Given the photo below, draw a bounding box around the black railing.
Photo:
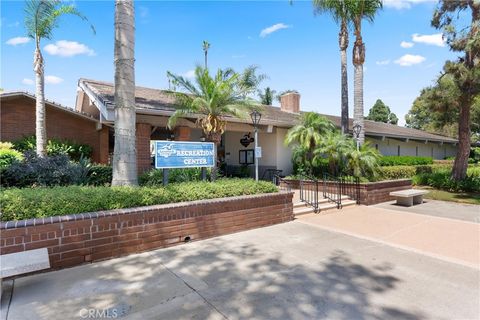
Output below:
[339,176,361,204]
[323,173,342,209]
[300,178,319,213]
[274,175,292,192]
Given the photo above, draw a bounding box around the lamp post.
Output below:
[352,124,362,151]
[250,110,262,181]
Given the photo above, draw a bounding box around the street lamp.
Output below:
[250,110,262,181]
[352,124,362,151]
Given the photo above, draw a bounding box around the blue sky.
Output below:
[1,0,458,125]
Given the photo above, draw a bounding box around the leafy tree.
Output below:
[432,0,480,180]
[313,0,353,134]
[166,66,258,180]
[24,0,94,156]
[350,0,383,144]
[285,112,336,174]
[258,87,277,105]
[112,0,136,186]
[366,99,398,125]
[313,131,350,175]
[345,140,381,178]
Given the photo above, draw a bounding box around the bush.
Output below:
[1,152,85,187]
[13,136,93,161]
[413,171,480,193]
[0,179,278,221]
[86,165,112,186]
[0,142,23,168]
[379,156,433,166]
[139,168,211,185]
[379,166,417,180]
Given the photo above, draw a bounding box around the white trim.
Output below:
[78,81,113,121]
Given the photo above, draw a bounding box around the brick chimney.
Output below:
[280,92,300,113]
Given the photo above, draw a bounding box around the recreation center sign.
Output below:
[154,141,215,169]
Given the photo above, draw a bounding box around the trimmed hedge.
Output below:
[413,171,480,193]
[139,168,211,185]
[0,179,278,221]
[379,156,433,166]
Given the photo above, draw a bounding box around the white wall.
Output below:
[367,137,457,159]
[224,130,277,167]
[276,128,293,176]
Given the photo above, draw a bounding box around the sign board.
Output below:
[154,141,215,169]
[255,147,262,159]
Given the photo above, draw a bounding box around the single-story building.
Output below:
[1,79,458,177]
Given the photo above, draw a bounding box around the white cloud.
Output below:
[183,70,195,79]
[400,41,414,48]
[412,33,445,47]
[376,59,390,66]
[394,54,426,66]
[44,40,95,57]
[6,36,30,46]
[45,75,64,84]
[22,78,34,85]
[139,6,149,18]
[383,0,431,10]
[260,23,290,38]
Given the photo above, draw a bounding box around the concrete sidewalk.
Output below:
[2,219,479,320]
[297,205,480,269]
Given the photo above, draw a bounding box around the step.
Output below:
[293,199,357,217]
[293,195,351,208]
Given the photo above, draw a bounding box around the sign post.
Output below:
[154,141,215,184]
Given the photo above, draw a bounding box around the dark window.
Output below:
[416,146,418,156]
[375,144,378,150]
[397,145,401,156]
[239,149,254,165]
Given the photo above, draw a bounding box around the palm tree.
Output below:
[345,140,381,178]
[350,0,382,144]
[258,87,277,105]
[285,112,336,173]
[313,0,352,135]
[166,66,258,180]
[313,131,350,175]
[24,0,94,156]
[111,0,137,186]
[202,40,210,69]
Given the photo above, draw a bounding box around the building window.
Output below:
[397,145,401,156]
[375,144,378,150]
[431,147,434,158]
[415,146,418,156]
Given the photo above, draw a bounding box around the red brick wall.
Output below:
[0,96,108,164]
[0,192,293,271]
[136,122,151,173]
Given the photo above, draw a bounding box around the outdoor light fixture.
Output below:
[250,110,262,181]
[352,124,362,151]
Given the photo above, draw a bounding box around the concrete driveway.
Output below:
[2,212,479,320]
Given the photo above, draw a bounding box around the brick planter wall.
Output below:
[0,192,293,271]
[281,178,412,205]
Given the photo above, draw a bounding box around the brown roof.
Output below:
[79,78,457,144]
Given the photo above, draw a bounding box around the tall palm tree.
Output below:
[111,0,137,186]
[24,0,94,156]
[285,112,336,173]
[313,0,352,135]
[350,0,382,144]
[166,66,258,180]
[202,40,210,69]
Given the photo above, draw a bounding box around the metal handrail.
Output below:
[299,177,319,213]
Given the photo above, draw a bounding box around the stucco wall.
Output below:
[367,137,456,160]
[224,130,278,167]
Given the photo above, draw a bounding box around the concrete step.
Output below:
[293,195,351,208]
[293,199,357,217]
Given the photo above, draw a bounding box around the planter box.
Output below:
[0,192,293,271]
[281,178,412,206]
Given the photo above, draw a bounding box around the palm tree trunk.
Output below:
[34,43,47,156]
[112,0,137,186]
[451,101,471,180]
[353,35,365,144]
[339,20,349,135]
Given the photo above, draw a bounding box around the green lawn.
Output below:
[418,186,480,205]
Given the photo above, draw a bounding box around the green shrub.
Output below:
[413,171,480,193]
[379,156,433,166]
[1,152,85,187]
[379,166,417,180]
[86,165,112,186]
[139,168,211,185]
[0,146,23,169]
[0,179,278,221]
[13,136,93,161]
